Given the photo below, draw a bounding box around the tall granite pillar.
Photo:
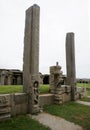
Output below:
[66,32,76,101]
[23,4,40,114]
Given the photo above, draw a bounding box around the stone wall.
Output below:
[0,93,54,120]
[0,87,86,120]
[0,93,28,120]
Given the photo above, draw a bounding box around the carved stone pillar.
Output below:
[23,4,40,114]
[50,62,63,93]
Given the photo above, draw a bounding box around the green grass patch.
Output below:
[0,85,22,94]
[0,115,51,130]
[77,83,90,88]
[80,97,90,102]
[87,91,90,96]
[44,102,90,130]
[0,85,50,94]
[39,84,50,94]
[77,83,90,96]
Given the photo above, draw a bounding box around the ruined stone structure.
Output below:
[0,5,87,120]
[50,62,71,104]
[66,33,76,101]
[23,4,40,114]
[77,78,90,84]
[0,69,89,85]
[50,62,63,93]
[0,69,23,85]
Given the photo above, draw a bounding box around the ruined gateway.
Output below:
[0,4,87,120]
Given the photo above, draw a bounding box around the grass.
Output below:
[0,115,51,130]
[0,85,50,94]
[77,83,90,88]
[80,97,90,102]
[0,84,90,96]
[87,91,90,96]
[77,83,90,96]
[0,85,22,94]
[44,102,90,130]
[39,84,50,94]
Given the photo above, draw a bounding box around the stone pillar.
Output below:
[8,73,12,85]
[23,4,40,114]
[1,75,5,85]
[1,71,6,85]
[17,76,22,85]
[66,32,76,101]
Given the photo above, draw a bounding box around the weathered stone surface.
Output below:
[39,94,54,107]
[49,63,71,104]
[50,63,63,94]
[66,32,76,101]
[0,114,11,121]
[32,112,83,130]
[14,93,28,104]
[0,69,23,85]
[23,4,40,114]
[0,94,11,120]
[76,87,87,99]
[62,93,71,103]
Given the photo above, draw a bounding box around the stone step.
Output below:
[0,107,11,114]
[0,114,11,121]
[0,103,9,107]
[54,100,63,104]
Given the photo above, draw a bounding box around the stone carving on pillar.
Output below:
[50,62,65,104]
[23,4,40,114]
[66,32,76,101]
[50,62,63,93]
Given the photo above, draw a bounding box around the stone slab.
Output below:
[32,112,83,130]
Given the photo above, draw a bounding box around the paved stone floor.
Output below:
[31,112,83,130]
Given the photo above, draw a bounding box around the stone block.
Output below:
[55,90,64,95]
[62,93,71,103]
[0,94,11,120]
[0,94,10,107]
[39,94,54,107]
[14,93,28,105]
[0,107,10,114]
[50,66,61,74]
[14,103,28,115]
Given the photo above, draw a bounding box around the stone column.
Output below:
[66,32,76,101]
[23,4,40,114]
[17,76,22,85]
[1,75,5,85]
[8,73,12,85]
[1,71,6,85]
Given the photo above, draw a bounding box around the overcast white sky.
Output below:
[0,0,90,78]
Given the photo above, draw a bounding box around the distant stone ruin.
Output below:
[0,69,23,85]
